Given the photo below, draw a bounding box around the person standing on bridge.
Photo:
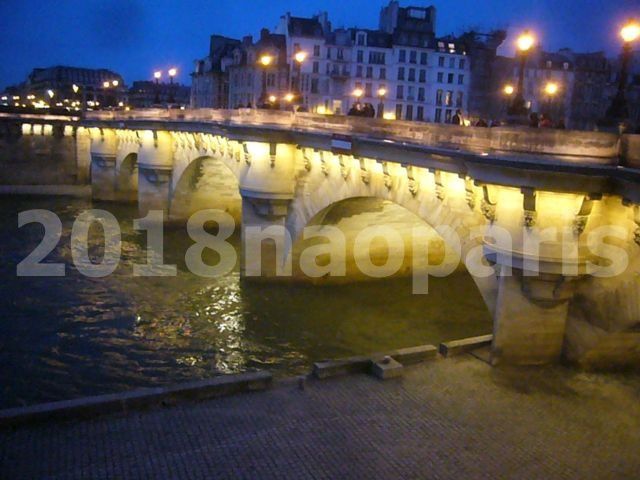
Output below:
[451,109,464,126]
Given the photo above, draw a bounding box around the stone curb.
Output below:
[0,371,272,429]
[0,185,91,197]
[312,344,439,379]
[439,334,494,357]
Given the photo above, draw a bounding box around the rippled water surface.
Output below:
[0,197,492,408]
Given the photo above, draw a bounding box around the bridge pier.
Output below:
[491,270,574,365]
[89,128,118,202]
[137,131,173,217]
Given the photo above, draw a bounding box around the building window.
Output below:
[396,85,404,100]
[379,68,386,80]
[438,56,445,67]
[357,50,364,63]
[445,90,453,106]
[418,87,425,101]
[407,86,415,99]
[458,74,464,85]
[326,47,332,59]
[396,104,403,119]
[445,109,453,123]
[369,52,386,65]
[406,104,414,120]
[397,67,405,81]
[436,89,443,105]
[435,108,442,122]
[459,59,465,69]
[409,51,417,64]
[420,52,428,65]
[365,83,372,97]
[447,73,454,84]
[419,70,426,83]
[417,106,424,121]
[356,65,363,77]
[311,78,319,93]
[337,48,344,60]
[313,62,320,74]
[437,72,443,83]
[456,91,463,107]
[408,68,416,82]
[357,33,366,46]
[366,66,373,78]
[449,58,455,68]
[399,50,406,62]
[313,45,321,57]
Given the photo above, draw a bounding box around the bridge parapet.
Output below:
[84,109,633,166]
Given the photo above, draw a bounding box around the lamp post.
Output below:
[508,30,535,117]
[153,71,162,105]
[168,68,177,104]
[543,81,559,119]
[292,51,307,101]
[606,19,640,123]
[377,87,387,118]
[259,54,273,107]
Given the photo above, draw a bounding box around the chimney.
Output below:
[243,35,253,46]
[260,28,270,41]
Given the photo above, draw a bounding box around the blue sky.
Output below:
[0,0,637,89]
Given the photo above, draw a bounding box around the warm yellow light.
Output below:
[317,105,326,114]
[168,68,177,77]
[72,84,79,93]
[125,106,131,111]
[383,112,396,120]
[259,55,273,67]
[544,82,559,95]
[103,81,110,88]
[154,71,162,80]
[377,87,387,97]
[294,51,307,63]
[503,84,514,95]
[112,80,119,87]
[352,88,364,98]
[284,93,295,102]
[12,95,20,100]
[268,95,277,103]
[516,31,535,52]
[620,20,640,43]
[47,89,54,98]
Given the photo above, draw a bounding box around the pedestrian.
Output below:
[529,112,539,128]
[451,109,463,126]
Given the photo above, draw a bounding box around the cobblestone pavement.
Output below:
[1,355,639,479]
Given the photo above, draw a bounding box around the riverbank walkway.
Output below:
[1,354,639,479]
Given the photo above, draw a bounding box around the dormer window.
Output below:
[357,33,366,46]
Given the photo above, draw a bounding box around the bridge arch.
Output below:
[283,159,498,312]
[169,154,242,224]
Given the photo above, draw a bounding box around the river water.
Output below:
[0,196,491,408]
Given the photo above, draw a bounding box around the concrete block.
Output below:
[312,356,372,379]
[439,334,493,358]
[391,345,438,365]
[371,357,404,380]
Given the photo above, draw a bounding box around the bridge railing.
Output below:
[34,109,640,167]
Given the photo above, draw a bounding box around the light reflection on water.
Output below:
[0,197,492,408]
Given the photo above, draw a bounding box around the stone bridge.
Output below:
[5,109,640,369]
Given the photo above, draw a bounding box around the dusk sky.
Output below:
[0,0,637,89]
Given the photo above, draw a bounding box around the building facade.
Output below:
[191,2,480,124]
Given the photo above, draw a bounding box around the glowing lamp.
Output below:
[516,31,535,52]
[621,20,640,43]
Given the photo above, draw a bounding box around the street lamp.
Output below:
[103,81,110,89]
[258,54,274,106]
[112,80,119,87]
[377,87,387,118]
[47,89,54,99]
[543,81,560,119]
[353,88,364,103]
[503,84,514,96]
[508,30,535,117]
[168,68,177,103]
[292,50,307,99]
[153,71,162,104]
[606,19,640,123]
